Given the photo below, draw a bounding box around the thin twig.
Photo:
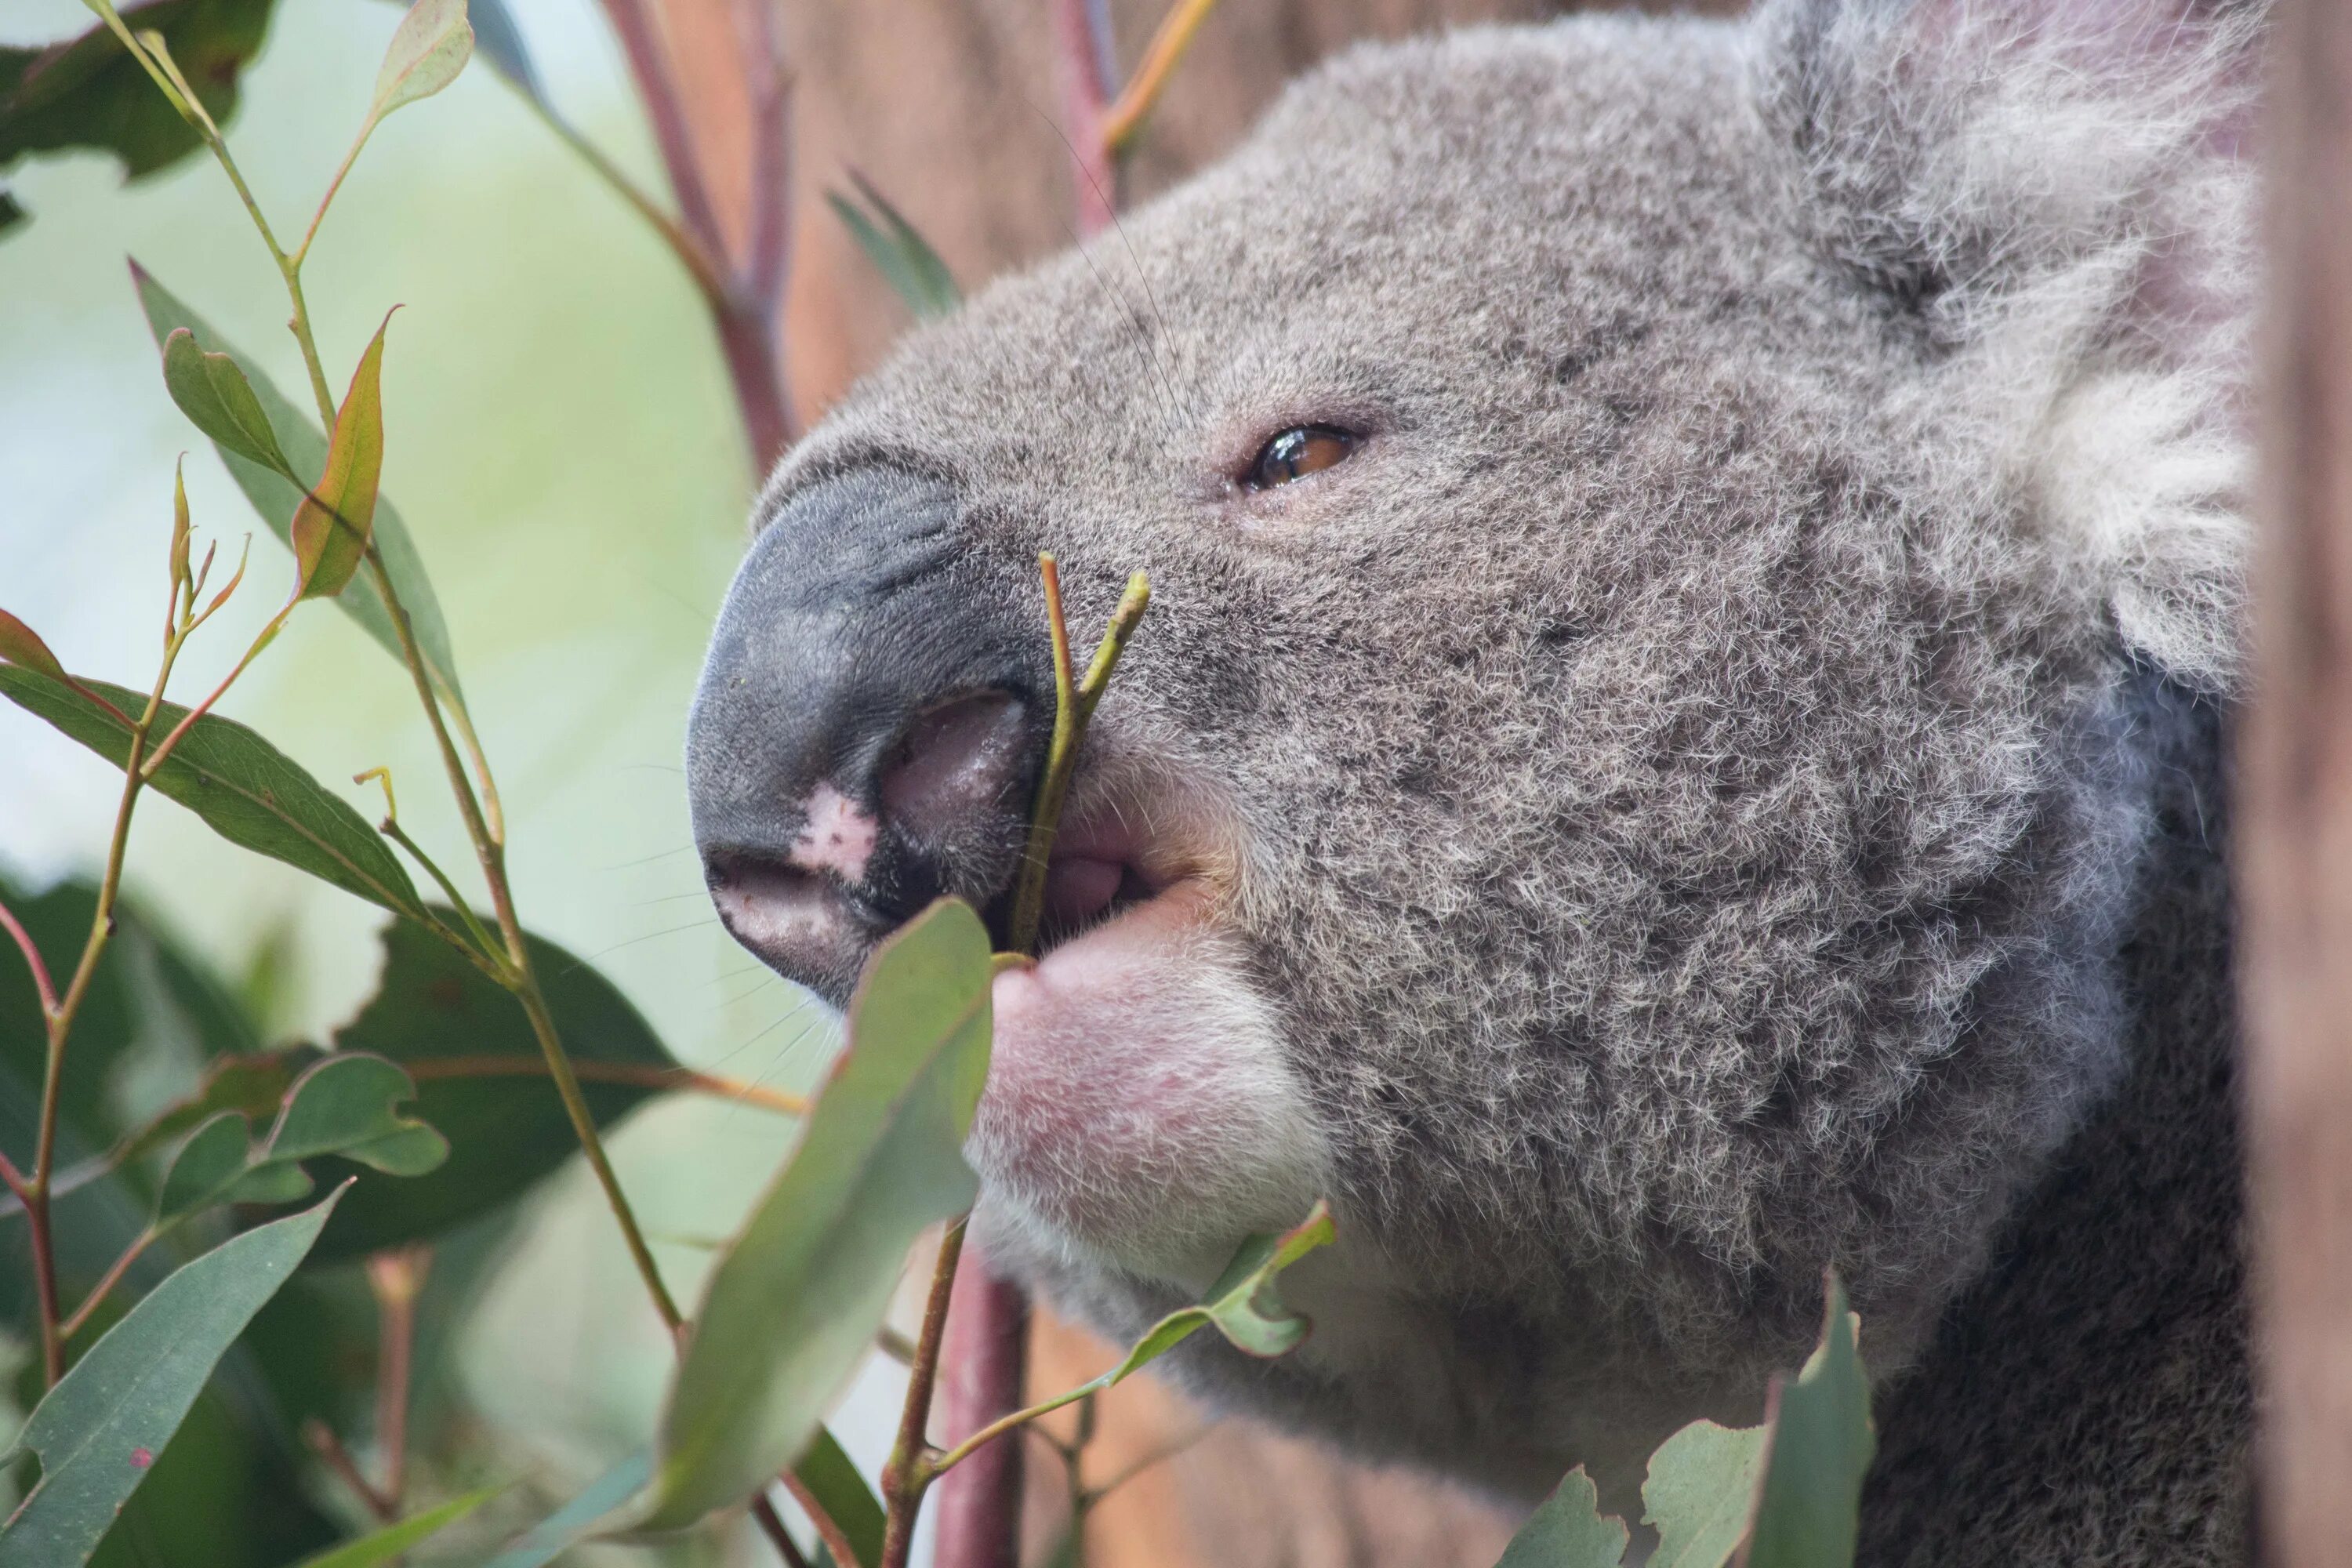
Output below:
[885,562,1150,1567]
[782,1471,866,1568]
[752,1494,815,1568]
[879,1218,970,1568]
[57,1226,156,1340]
[1051,0,1118,234]
[0,897,56,1017]
[305,1418,398,1524]
[366,1246,429,1511]
[403,1055,807,1117]
[1100,0,1223,154]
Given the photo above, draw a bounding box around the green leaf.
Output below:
[262,1052,445,1175]
[130,265,465,712]
[0,1186,346,1568]
[155,1111,254,1225]
[368,0,473,127]
[296,914,679,1261]
[154,1054,446,1226]
[1494,1468,1631,1568]
[1095,1200,1336,1387]
[1740,1276,1873,1568]
[828,173,959,320]
[792,1426,884,1568]
[0,666,427,921]
[286,1485,503,1568]
[1642,1421,1766,1568]
[159,328,295,477]
[105,1051,305,1181]
[482,1450,651,1568]
[0,0,279,199]
[633,899,993,1532]
[463,0,544,107]
[292,311,392,600]
[0,606,73,684]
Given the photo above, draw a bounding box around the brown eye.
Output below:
[1244,425,1357,492]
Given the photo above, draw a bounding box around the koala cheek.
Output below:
[967,881,1335,1285]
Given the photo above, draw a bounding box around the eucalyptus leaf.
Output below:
[0,1187,345,1568]
[1642,1421,1766,1568]
[291,312,392,600]
[131,264,466,712]
[482,1450,651,1568]
[286,1485,503,1568]
[1494,1469,1631,1568]
[633,898,993,1532]
[154,1111,253,1225]
[465,0,544,107]
[154,1055,443,1226]
[0,666,427,921]
[828,173,959,321]
[291,913,679,1261]
[792,1426,884,1568]
[1742,1276,1873,1568]
[0,606,74,685]
[159,328,294,477]
[0,0,279,201]
[368,0,473,128]
[263,1052,445,1174]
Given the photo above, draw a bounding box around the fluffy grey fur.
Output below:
[706,0,2259,1558]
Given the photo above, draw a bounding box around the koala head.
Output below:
[686,0,2254,1511]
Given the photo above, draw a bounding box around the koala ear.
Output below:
[1755,0,2262,688]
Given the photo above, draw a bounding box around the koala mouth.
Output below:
[1024,812,1179,955]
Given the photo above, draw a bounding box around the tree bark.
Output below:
[2239,0,2352,1561]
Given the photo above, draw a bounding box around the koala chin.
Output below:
[686,0,2260,1559]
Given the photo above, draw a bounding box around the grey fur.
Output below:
[700,0,2259,1559]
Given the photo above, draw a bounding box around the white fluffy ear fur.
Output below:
[1757,0,2260,688]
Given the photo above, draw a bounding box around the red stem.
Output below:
[931,1248,1031,1568]
[597,0,729,264]
[1051,0,1118,234]
[0,897,56,1017]
[597,0,797,470]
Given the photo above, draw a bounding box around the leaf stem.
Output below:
[56,1225,156,1341]
[402,1054,806,1117]
[880,1216,968,1568]
[0,896,57,1017]
[24,602,191,1385]
[1007,561,1150,949]
[752,1495,815,1568]
[884,561,1150,1566]
[366,1245,429,1511]
[1100,0,1224,154]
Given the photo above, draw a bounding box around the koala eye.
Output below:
[1243,425,1357,492]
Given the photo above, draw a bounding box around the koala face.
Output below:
[687,0,2251,1510]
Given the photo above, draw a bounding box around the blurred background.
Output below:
[0,0,1665,1561]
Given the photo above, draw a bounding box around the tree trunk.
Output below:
[2238,0,2352,1560]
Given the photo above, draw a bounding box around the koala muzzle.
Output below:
[685,467,1051,1001]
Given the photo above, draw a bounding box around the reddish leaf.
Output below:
[291,312,393,600]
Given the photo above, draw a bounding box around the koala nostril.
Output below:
[703,851,874,997]
[878,691,1032,850]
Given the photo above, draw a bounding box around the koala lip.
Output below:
[1029,812,1174,951]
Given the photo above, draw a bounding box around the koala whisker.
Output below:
[1029,100,1185,436]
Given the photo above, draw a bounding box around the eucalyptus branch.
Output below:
[0,898,57,1018]
[751,1495,816,1568]
[22,555,205,1385]
[56,1225,155,1341]
[879,557,1151,1568]
[1101,0,1224,155]
[880,1215,971,1568]
[401,1055,807,1117]
[102,20,691,1344]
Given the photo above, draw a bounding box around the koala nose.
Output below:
[686,467,1049,1000]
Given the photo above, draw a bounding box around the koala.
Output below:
[684,0,2259,1561]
